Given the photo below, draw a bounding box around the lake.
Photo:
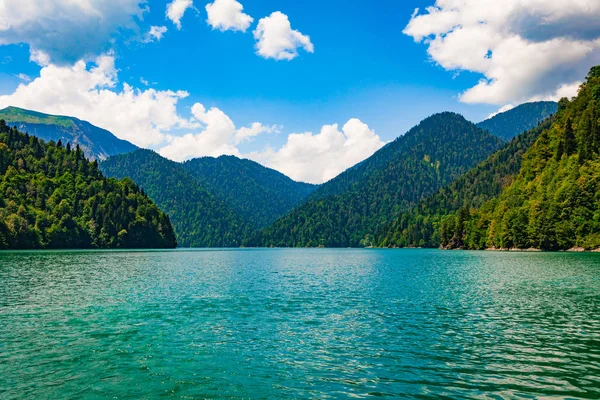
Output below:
[1,249,599,399]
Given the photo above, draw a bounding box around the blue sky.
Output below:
[0,0,598,182]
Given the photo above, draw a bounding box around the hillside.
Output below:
[100,150,251,247]
[0,121,176,249]
[377,117,554,248]
[182,156,317,229]
[256,112,505,247]
[477,101,557,141]
[0,107,138,161]
[433,66,600,251]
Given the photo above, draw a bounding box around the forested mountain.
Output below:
[182,156,317,229]
[377,117,554,248]
[255,113,504,247]
[0,107,138,161]
[100,150,251,247]
[477,101,557,141]
[0,121,176,249]
[407,66,600,251]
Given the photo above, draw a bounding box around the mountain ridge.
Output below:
[0,106,138,161]
[182,155,317,229]
[408,67,600,251]
[255,112,505,247]
[476,101,557,141]
[100,149,318,246]
[377,116,555,248]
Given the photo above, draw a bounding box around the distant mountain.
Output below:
[0,121,176,249]
[256,112,505,247]
[0,106,138,160]
[377,116,554,248]
[100,150,317,247]
[477,101,557,141]
[430,67,600,251]
[100,150,250,247]
[182,156,317,229]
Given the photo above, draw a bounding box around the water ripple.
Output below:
[1,249,599,399]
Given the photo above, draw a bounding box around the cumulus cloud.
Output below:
[404,0,600,105]
[0,55,189,148]
[145,26,168,43]
[253,11,314,60]
[248,119,386,184]
[158,105,282,161]
[206,0,253,32]
[0,0,145,65]
[157,107,384,184]
[234,122,281,144]
[159,103,241,161]
[167,0,194,29]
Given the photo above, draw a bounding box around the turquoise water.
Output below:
[1,249,599,399]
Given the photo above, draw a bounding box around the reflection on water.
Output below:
[1,249,599,398]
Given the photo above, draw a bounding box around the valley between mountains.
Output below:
[4,69,600,252]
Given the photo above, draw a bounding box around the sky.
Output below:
[1,0,600,183]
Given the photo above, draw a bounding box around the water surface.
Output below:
[1,249,599,398]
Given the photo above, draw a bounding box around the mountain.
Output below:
[477,101,557,141]
[256,112,505,247]
[0,106,138,161]
[377,116,554,248]
[425,67,600,251]
[0,120,176,249]
[100,150,251,247]
[182,156,317,229]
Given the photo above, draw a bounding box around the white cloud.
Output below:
[159,103,241,161]
[157,107,384,184]
[206,0,253,32]
[158,106,281,161]
[15,73,31,82]
[486,104,515,120]
[167,0,194,29]
[404,0,600,105]
[0,55,189,148]
[146,26,168,42]
[248,119,386,184]
[29,49,51,66]
[234,122,281,144]
[0,0,145,65]
[253,11,314,60]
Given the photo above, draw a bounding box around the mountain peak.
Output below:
[477,101,557,141]
[0,106,137,161]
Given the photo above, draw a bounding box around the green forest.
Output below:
[100,150,318,247]
[100,149,251,247]
[381,66,600,251]
[256,113,504,247]
[377,118,553,248]
[182,155,316,229]
[0,122,176,249]
[476,101,557,141]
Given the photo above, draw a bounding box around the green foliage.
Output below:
[256,112,504,247]
[393,67,600,251]
[182,156,317,229]
[101,151,318,247]
[0,121,176,249]
[477,101,557,141]
[100,150,255,247]
[377,117,552,248]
